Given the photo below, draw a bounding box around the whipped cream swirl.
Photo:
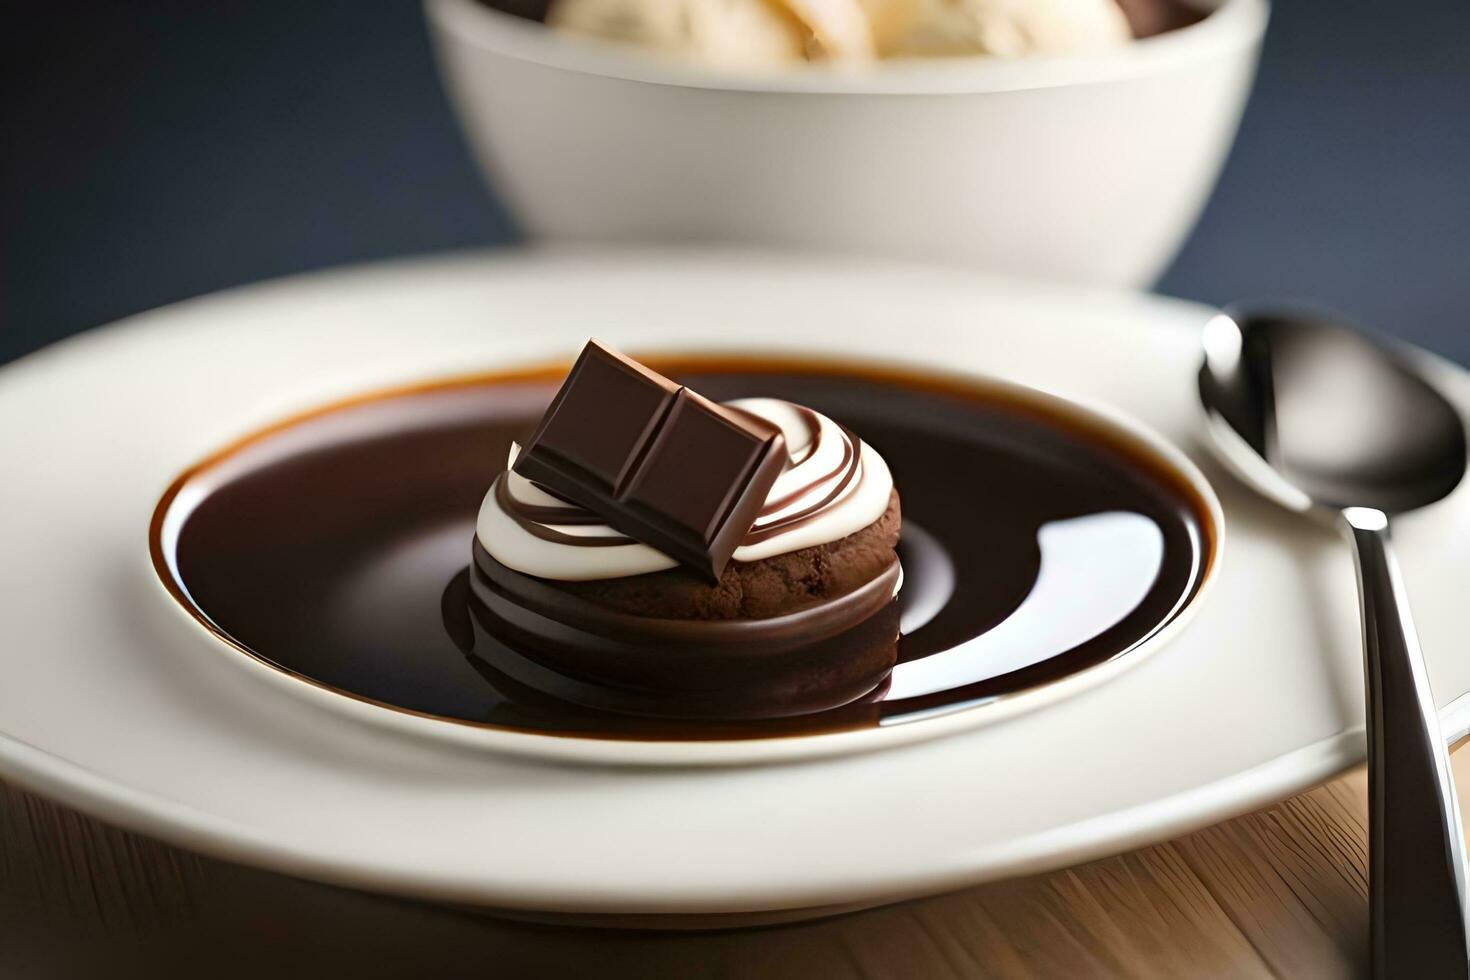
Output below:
[477,398,894,581]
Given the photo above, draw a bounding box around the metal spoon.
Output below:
[1199,308,1470,977]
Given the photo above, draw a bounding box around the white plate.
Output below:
[3,249,1469,921]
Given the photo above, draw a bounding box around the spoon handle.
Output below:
[1344,507,1470,978]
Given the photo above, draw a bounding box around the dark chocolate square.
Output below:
[512,341,786,581]
[622,389,779,538]
[518,342,679,492]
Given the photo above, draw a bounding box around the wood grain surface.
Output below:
[7,748,1470,978]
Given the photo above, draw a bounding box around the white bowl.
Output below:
[425,0,1268,287]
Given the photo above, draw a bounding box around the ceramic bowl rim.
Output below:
[424,0,1269,97]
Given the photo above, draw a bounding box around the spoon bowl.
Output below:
[1201,310,1466,515]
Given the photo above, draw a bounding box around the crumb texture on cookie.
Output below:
[551,489,901,619]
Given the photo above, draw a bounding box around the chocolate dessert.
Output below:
[469,341,904,715]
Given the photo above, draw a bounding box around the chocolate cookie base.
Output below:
[548,490,901,620]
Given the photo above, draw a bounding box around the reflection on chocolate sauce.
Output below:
[159,361,1213,741]
[460,569,901,723]
[466,544,902,721]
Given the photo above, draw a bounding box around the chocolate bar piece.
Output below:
[512,341,787,581]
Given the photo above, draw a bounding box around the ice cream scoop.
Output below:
[547,0,1132,64]
[783,0,877,60]
[547,0,809,69]
[864,0,1132,58]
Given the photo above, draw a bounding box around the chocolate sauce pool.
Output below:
[157,361,1214,741]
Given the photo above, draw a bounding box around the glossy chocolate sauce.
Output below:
[157,360,1214,741]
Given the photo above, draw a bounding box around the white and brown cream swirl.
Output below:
[476,398,894,581]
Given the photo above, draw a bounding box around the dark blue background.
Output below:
[4,1,1467,367]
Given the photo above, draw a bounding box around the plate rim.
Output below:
[6,716,1459,915]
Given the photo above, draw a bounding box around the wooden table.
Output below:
[7,747,1470,978]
